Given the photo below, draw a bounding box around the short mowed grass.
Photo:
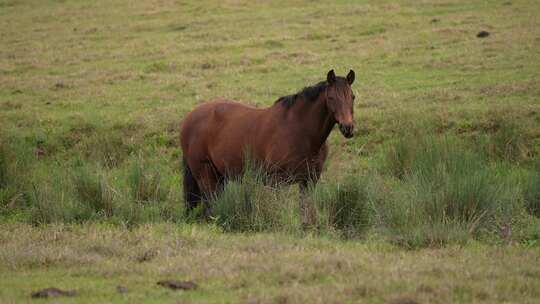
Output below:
[1,0,540,302]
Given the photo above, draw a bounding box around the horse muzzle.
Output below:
[339,123,354,138]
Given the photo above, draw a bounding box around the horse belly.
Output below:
[257,136,320,179]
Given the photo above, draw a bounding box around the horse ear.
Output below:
[327,69,336,84]
[347,70,355,85]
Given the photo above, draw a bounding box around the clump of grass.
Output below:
[376,135,522,247]
[381,136,415,179]
[127,156,169,204]
[524,164,540,217]
[27,171,90,225]
[27,182,62,225]
[0,139,35,215]
[487,118,530,162]
[84,131,135,168]
[314,174,373,237]
[0,146,12,209]
[0,144,7,188]
[112,179,182,227]
[73,166,115,217]
[210,162,290,232]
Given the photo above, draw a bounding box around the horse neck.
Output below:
[286,93,335,150]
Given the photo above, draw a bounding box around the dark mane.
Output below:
[274,80,328,108]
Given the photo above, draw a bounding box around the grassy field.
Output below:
[1,0,540,302]
[1,223,540,304]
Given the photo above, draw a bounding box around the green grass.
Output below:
[210,162,296,233]
[376,135,524,247]
[73,165,115,217]
[1,0,540,302]
[524,159,540,217]
[314,173,373,237]
[127,155,170,204]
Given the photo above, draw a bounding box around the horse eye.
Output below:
[352,95,356,100]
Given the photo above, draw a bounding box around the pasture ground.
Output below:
[1,0,540,303]
[1,223,539,304]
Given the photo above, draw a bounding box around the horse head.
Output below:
[325,69,356,138]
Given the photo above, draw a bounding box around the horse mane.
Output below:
[274,80,328,108]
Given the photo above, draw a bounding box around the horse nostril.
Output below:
[339,123,354,138]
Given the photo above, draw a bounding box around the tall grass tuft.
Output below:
[381,137,415,179]
[376,135,522,247]
[0,139,35,215]
[84,131,134,168]
[27,182,63,225]
[210,162,290,232]
[314,174,372,237]
[484,119,530,162]
[0,144,7,189]
[26,167,91,224]
[73,166,115,217]
[128,156,169,204]
[524,163,540,217]
[0,145,11,208]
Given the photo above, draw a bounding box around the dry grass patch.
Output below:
[1,223,539,303]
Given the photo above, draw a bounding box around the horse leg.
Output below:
[196,162,221,217]
[183,158,201,215]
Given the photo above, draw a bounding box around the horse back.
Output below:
[180,100,266,172]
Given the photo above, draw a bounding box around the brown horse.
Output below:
[180,69,356,224]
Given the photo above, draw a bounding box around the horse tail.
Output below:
[183,157,200,213]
